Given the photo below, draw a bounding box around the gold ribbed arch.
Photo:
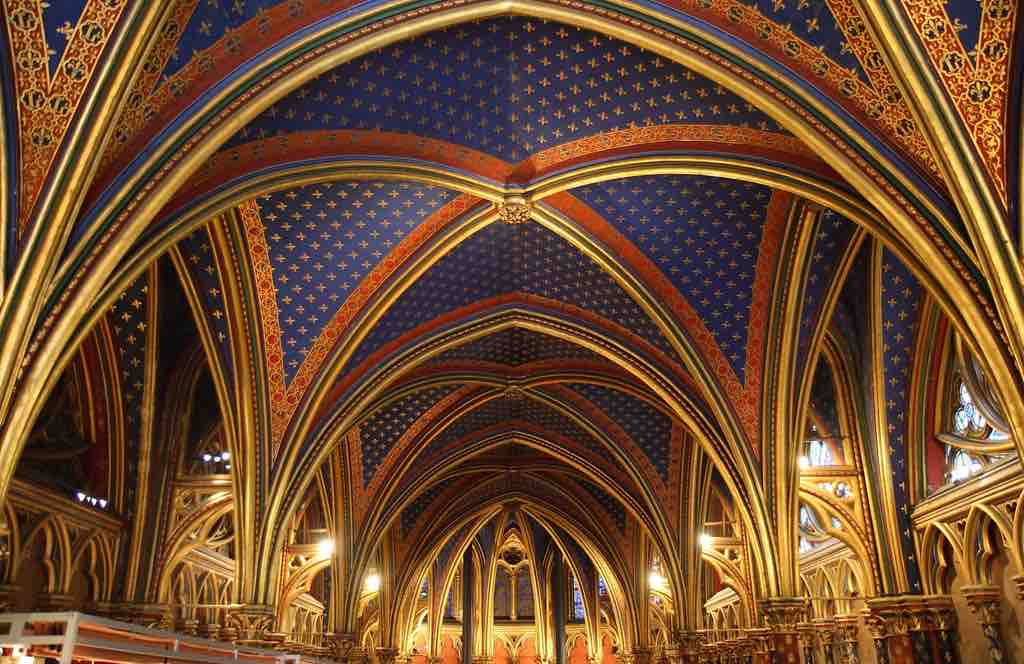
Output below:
[11,2,1021,558]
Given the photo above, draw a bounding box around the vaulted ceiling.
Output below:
[3,0,1022,629]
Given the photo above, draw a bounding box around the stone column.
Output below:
[759,598,806,663]
[745,627,772,664]
[327,632,359,662]
[0,584,19,611]
[723,639,741,664]
[220,622,239,642]
[736,637,754,664]
[377,647,402,664]
[796,624,816,664]
[34,592,76,611]
[905,610,932,663]
[632,647,654,664]
[833,614,859,664]
[199,622,221,640]
[88,600,118,618]
[158,608,177,632]
[962,585,1004,664]
[932,605,959,664]
[227,604,276,646]
[115,602,172,628]
[351,646,370,664]
[865,598,920,664]
[177,617,200,636]
[863,613,895,664]
[809,620,834,664]
[866,595,958,664]
[678,632,704,664]
[268,630,289,646]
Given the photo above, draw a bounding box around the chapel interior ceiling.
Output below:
[2,0,1022,654]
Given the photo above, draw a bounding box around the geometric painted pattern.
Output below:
[107,271,150,515]
[417,393,615,470]
[435,522,468,576]
[360,384,460,487]
[797,208,858,372]
[255,181,454,382]
[528,515,551,561]
[569,383,673,480]
[518,399,606,459]
[941,0,984,64]
[475,518,497,561]
[578,478,626,532]
[556,522,597,598]
[228,18,787,161]
[161,0,278,80]
[345,219,680,375]
[401,482,448,536]
[746,0,868,83]
[422,398,515,461]
[516,566,534,617]
[429,327,603,366]
[41,0,89,76]
[573,176,774,380]
[880,248,924,591]
[178,225,233,374]
[831,247,870,359]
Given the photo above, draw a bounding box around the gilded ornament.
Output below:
[499,203,532,225]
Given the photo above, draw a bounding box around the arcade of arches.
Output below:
[2,1,1024,663]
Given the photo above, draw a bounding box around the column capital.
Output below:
[795,622,816,649]
[199,622,221,641]
[628,646,653,664]
[226,604,276,646]
[810,618,835,646]
[961,584,1005,663]
[835,614,860,639]
[864,593,956,633]
[960,585,1001,625]
[376,647,402,664]
[326,632,359,661]
[862,610,891,640]
[744,627,773,654]
[758,597,807,631]
[178,618,200,636]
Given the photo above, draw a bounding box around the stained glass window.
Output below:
[946,379,1002,483]
[571,576,584,621]
[807,440,834,466]
[949,449,982,482]
[953,382,987,437]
